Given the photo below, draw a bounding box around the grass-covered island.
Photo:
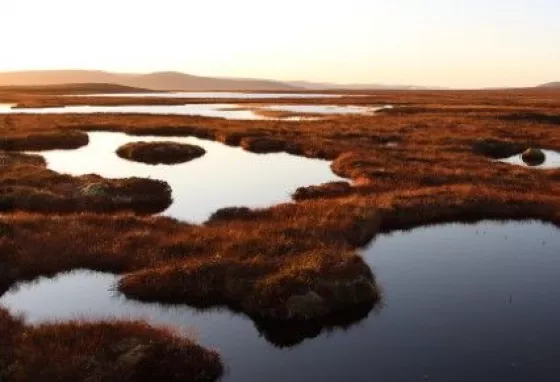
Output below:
[116,141,206,165]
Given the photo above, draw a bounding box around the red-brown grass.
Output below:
[0,197,383,321]
[0,308,222,382]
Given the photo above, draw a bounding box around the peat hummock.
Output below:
[117,141,206,165]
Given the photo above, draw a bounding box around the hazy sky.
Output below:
[1,0,558,88]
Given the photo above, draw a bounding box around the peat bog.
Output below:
[0,88,559,381]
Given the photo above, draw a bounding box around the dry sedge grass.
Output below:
[116,141,206,165]
[0,308,222,382]
[0,88,559,379]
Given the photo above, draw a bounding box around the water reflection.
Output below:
[34,132,344,223]
[260,104,388,115]
[0,103,386,120]
[0,269,380,379]
[499,149,560,169]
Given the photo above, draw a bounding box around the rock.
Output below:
[81,183,110,197]
[521,148,546,166]
[115,343,149,372]
[317,276,379,305]
[286,291,328,319]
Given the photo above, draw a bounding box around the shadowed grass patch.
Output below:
[0,129,89,151]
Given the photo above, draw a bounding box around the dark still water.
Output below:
[1,221,559,382]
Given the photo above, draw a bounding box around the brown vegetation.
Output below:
[0,308,222,382]
[0,151,172,214]
[116,141,206,165]
[0,197,383,319]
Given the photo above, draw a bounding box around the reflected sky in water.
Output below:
[0,103,385,120]
[499,150,560,169]
[35,132,344,223]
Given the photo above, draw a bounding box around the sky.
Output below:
[1,0,559,88]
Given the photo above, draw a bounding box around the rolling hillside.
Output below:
[0,70,300,92]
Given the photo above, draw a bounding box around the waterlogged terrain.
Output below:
[1,88,558,381]
[35,132,344,223]
[2,221,559,382]
[1,103,278,120]
[0,103,386,120]
[260,104,389,115]
[500,150,560,169]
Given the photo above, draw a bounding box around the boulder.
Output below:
[285,291,328,319]
[81,183,110,197]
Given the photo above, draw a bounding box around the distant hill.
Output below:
[288,80,440,91]
[0,70,300,92]
[537,82,560,88]
[0,83,154,94]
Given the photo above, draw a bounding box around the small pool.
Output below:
[259,104,388,115]
[0,103,386,120]
[500,150,560,169]
[34,132,345,223]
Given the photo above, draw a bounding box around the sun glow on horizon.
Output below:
[1,0,559,88]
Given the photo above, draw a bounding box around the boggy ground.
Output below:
[0,88,559,380]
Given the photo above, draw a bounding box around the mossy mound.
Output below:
[117,141,206,165]
[521,148,546,166]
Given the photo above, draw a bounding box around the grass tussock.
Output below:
[0,308,222,382]
[116,141,206,165]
